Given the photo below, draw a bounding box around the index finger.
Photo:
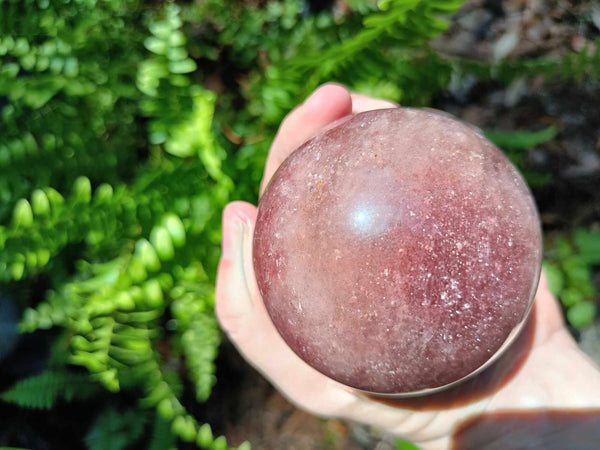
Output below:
[350,93,399,113]
[260,84,352,195]
[260,88,400,195]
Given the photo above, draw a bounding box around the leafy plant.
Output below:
[0,1,239,447]
[452,38,600,87]
[1,370,102,409]
[544,230,600,328]
[484,127,559,152]
[253,0,466,124]
[396,438,422,449]
[484,126,558,187]
[1,0,598,448]
[85,407,149,450]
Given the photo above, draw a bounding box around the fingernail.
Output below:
[304,83,346,107]
[222,207,248,261]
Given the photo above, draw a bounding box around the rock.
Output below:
[253,108,542,394]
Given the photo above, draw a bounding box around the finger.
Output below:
[215,201,357,415]
[532,270,565,345]
[261,83,353,195]
[216,202,282,350]
[215,201,260,327]
[350,93,399,113]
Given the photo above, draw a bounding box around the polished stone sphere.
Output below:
[253,108,542,395]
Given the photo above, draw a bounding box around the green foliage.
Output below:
[573,229,600,265]
[484,127,559,152]
[85,407,149,450]
[544,230,600,328]
[1,370,102,409]
[568,302,597,330]
[484,126,558,187]
[396,438,422,449]
[1,1,236,447]
[254,0,466,124]
[172,297,221,402]
[0,0,144,221]
[148,414,177,450]
[1,0,598,448]
[451,38,600,86]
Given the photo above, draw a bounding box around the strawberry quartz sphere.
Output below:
[253,108,542,395]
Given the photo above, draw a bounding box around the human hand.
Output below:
[215,84,600,449]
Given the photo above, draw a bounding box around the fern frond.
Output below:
[0,0,144,199]
[85,407,149,450]
[484,127,559,151]
[1,149,229,282]
[256,0,466,123]
[172,294,221,402]
[1,370,102,409]
[148,414,177,450]
[141,357,243,449]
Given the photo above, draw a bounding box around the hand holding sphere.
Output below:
[215,84,600,450]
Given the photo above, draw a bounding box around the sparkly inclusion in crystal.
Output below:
[253,108,542,394]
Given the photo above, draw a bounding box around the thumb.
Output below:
[215,201,261,340]
[215,201,361,416]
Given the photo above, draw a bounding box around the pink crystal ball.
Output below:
[253,108,542,395]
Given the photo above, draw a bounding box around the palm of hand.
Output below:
[216,85,600,449]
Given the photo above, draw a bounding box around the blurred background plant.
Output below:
[0,0,599,449]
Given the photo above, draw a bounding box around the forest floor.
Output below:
[208,1,600,448]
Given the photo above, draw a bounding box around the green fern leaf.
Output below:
[85,407,149,450]
[484,126,559,151]
[1,370,102,409]
[181,312,221,402]
[148,414,177,450]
